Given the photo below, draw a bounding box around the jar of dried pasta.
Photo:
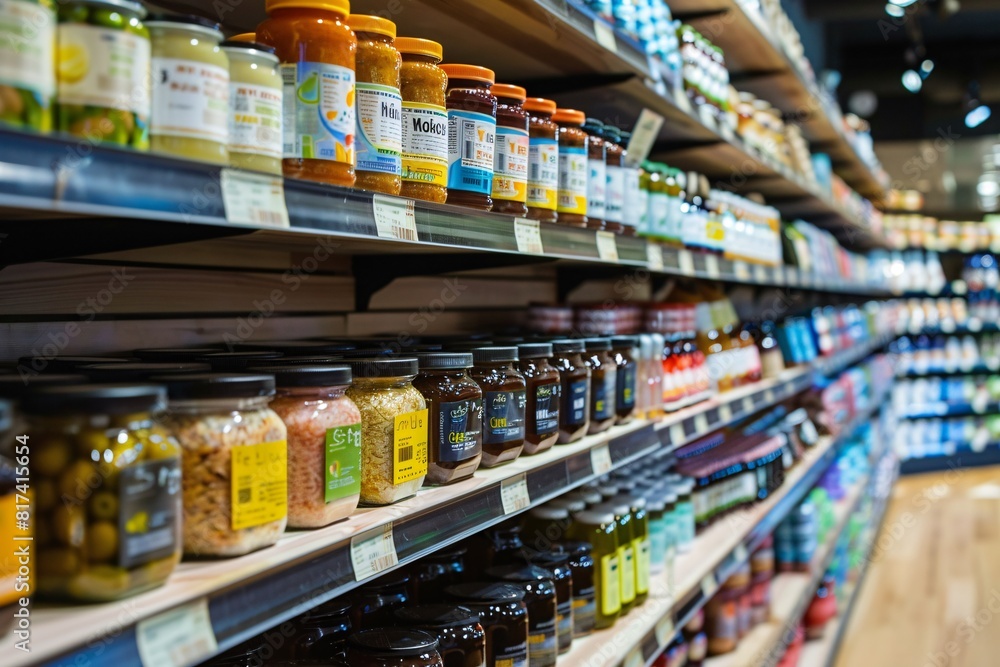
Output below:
[552,108,588,227]
[491,84,529,217]
[346,358,428,505]
[157,373,288,557]
[220,39,283,175]
[347,14,402,194]
[397,37,448,203]
[524,97,559,223]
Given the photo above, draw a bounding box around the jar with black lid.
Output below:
[521,505,572,553]
[485,565,559,667]
[610,337,639,424]
[18,355,134,373]
[603,125,627,235]
[583,339,617,435]
[549,340,591,443]
[444,582,529,667]
[582,118,608,231]
[469,347,527,467]
[346,628,443,667]
[133,347,221,362]
[394,604,486,667]
[471,521,526,569]
[408,546,467,603]
[352,571,412,630]
[285,598,353,660]
[525,550,575,653]
[491,84,530,217]
[413,353,483,485]
[440,64,497,211]
[232,340,357,356]
[79,362,211,382]
[516,343,560,455]
[197,351,284,371]
[555,541,596,637]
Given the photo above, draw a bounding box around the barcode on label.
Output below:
[221,169,290,228]
[591,444,613,475]
[398,445,413,462]
[351,524,399,581]
[373,194,419,241]
[463,120,476,159]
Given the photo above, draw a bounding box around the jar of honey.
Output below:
[440,64,497,211]
[552,108,589,227]
[491,84,530,217]
[398,37,448,203]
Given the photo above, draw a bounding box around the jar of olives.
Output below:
[0,0,56,132]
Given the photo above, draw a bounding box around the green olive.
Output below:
[59,4,89,22]
[53,504,85,546]
[38,548,80,577]
[89,491,119,520]
[34,436,73,477]
[85,521,119,562]
[90,8,125,29]
[68,566,131,600]
[59,460,102,502]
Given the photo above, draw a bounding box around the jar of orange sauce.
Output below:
[397,37,448,203]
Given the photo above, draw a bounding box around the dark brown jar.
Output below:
[285,598,353,660]
[440,64,498,211]
[408,546,468,603]
[525,551,575,653]
[351,572,412,630]
[549,340,591,444]
[610,337,639,424]
[523,97,559,223]
[346,628,443,667]
[485,565,559,667]
[556,541,596,637]
[582,118,608,231]
[470,347,527,467]
[477,521,527,569]
[552,108,589,227]
[491,84,530,217]
[395,605,487,667]
[583,339,617,435]
[413,353,483,485]
[603,125,627,235]
[516,343,560,455]
[444,582,529,667]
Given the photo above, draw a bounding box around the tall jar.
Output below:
[158,374,287,557]
[412,353,483,485]
[347,14,402,194]
[552,108,588,227]
[550,340,591,443]
[523,97,559,223]
[557,541,595,638]
[517,343,560,455]
[256,0,357,187]
[220,39,283,175]
[470,347,526,467]
[525,550,575,653]
[584,338,617,435]
[397,37,448,203]
[615,494,650,607]
[603,125,627,235]
[440,64,497,211]
[1,0,55,132]
[610,337,638,424]
[491,83,529,217]
[346,358,428,505]
[56,0,150,148]
[567,510,620,630]
[582,117,607,231]
[486,565,559,667]
[444,582,529,667]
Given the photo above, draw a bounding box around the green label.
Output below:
[325,423,362,503]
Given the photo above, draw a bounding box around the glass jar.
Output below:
[490,83,529,217]
[397,37,448,203]
[523,97,559,223]
[610,337,638,424]
[645,494,667,576]
[583,338,617,435]
[286,598,353,659]
[441,64,497,211]
[352,571,412,630]
[486,564,559,667]
[676,479,696,552]
[615,495,650,607]
[78,362,211,382]
[220,39,283,175]
[525,550,575,653]
[56,0,149,147]
[470,347,526,467]
[394,604,487,667]
[407,546,467,603]
[256,0,357,187]
[158,374,286,556]
[413,353,483,485]
[23,384,181,600]
[444,582,529,667]
[346,358,428,505]
[0,0,55,132]
[346,628,443,667]
[567,510,620,629]
[582,118,607,231]
[522,505,572,553]
[516,343,560,455]
[552,108,588,227]
[347,14,402,195]
[198,351,284,371]
[549,340,591,443]
[479,521,525,569]
[599,500,636,615]
[557,541,595,637]
[603,125,626,235]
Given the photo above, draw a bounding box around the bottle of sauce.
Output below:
[583,338,617,435]
[470,347,526,466]
[441,64,497,211]
[491,84,530,217]
[552,108,589,227]
[549,340,590,443]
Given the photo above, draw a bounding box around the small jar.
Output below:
[610,337,638,424]
[347,14,402,195]
[525,550,575,653]
[583,339,617,435]
[412,353,483,485]
[346,358,428,506]
[549,340,591,443]
[2,0,54,132]
[523,97,559,223]
[491,83,530,217]
[470,347,527,467]
[557,541,596,637]
[445,582,529,667]
[147,15,230,165]
[346,628,443,667]
[552,108,589,227]
[441,64,497,211]
[220,39,283,175]
[157,374,287,557]
[582,118,607,230]
[286,598,353,659]
[397,37,448,203]
[394,604,487,667]
[352,571,412,630]
[567,510,620,629]
[603,125,627,235]
[517,343,560,455]
[24,385,181,601]
[486,564,559,667]
[407,546,467,603]
[480,522,526,568]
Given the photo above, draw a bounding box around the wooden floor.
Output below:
[834,466,1000,667]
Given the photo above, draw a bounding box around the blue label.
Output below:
[447,109,496,194]
[484,390,527,444]
[533,382,561,437]
[437,398,482,462]
[563,379,589,427]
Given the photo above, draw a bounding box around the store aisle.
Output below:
[835,467,1000,667]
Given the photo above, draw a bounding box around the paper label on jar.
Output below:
[557,146,588,215]
[0,0,55,100]
[355,81,402,175]
[591,369,617,421]
[483,389,527,445]
[573,595,597,635]
[229,81,283,158]
[619,543,636,603]
[528,623,557,665]
[57,22,150,115]
[563,379,589,427]
[617,363,636,410]
[527,137,559,210]
[600,553,621,616]
[649,192,669,240]
[437,398,482,463]
[325,423,362,503]
[605,165,625,223]
[495,642,528,667]
[556,598,574,641]
[118,458,181,570]
[151,57,229,142]
[588,158,607,220]
[231,440,288,531]
[533,382,560,438]
[393,409,429,485]
[280,61,355,164]
[401,101,448,187]
[492,125,529,202]
[634,537,650,595]
[447,109,495,195]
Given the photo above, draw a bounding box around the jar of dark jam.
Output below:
[552,108,589,228]
[440,64,498,211]
[583,339,617,435]
[485,565,559,667]
[516,343,560,455]
[523,97,559,223]
[556,541,596,637]
[444,582,529,667]
[470,347,527,466]
[549,340,591,444]
[413,353,483,485]
[286,598,353,660]
[346,628,443,667]
[352,571,412,630]
[582,118,608,231]
[408,546,468,603]
[491,84,530,217]
[525,550,575,653]
[610,337,639,424]
[394,604,487,667]
[522,505,572,553]
[484,521,526,568]
[603,125,627,235]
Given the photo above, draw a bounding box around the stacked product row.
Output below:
[883,214,1000,253]
[893,334,1000,375]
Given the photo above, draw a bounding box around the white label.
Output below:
[351,524,398,581]
[694,413,709,433]
[753,263,769,283]
[136,599,218,667]
[228,81,283,158]
[151,57,229,142]
[647,242,664,271]
[57,23,150,115]
[734,543,749,563]
[500,473,531,515]
[527,138,559,209]
[558,148,589,214]
[719,404,732,422]
[742,397,754,414]
[0,0,55,98]
[606,165,625,223]
[596,230,619,262]
[625,648,644,667]
[655,616,675,646]
[734,261,751,282]
[701,574,718,597]
[591,444,613,476]
[704,253,721,278]
[514,218,544,255]
[593,19,618,53]
[588,158,607,219]
[764,388,776,403]
[221,169,290,228]
[281,62,355,164]
[372,194,418,241]
[493,126,530,202]
[669,423,684,445]
[624,108,665,167]
[356,83,403,175]
[678,249,695,275]
[401,102,448,187]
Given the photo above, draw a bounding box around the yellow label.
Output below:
[706,219,725,242]
[619,544,636,603]
[402,101,448,187]
[600,553,621,616]
[231,440,288,531]
[527,138,559,210]
[558,148,588,215]
[393,409,429,485]
[634,537,650,595]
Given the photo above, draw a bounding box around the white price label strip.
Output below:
[694,413,709,433]
[351,524,398,581]
[625,108,665,166]
[719,404,732,422]
[596,230,619,262]
[742,397,754,414]
[593,19,618,53]
[625,647,644,667]
[669,422,685,445]
[514,218,544,254]
[655,615,676,645]
[733,261,751,281]
[704,254,721,279]
[500,473,531,515]
[678,249,695,275]
[220,169,290,228]
[136,599,218,667]
[753,263,769,283]
[372,194,419,241]
[734,543,749,563]
[764,389,776,403]
[647,242,664,271]
[591,443,613,475]
[701,574,718,598]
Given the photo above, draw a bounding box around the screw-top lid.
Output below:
[233,340,356,355]
[22,384,167,416]
[604,125,622,143]
[347,629,439,657]
[220,39,277,57]
[247,365,352,387]
[198,351,283,370]
[523,97,557,115]
[546,496,586,513]
[394,604,479,628]
[396,37,443,60]
[440,64,495,84]
[471,347,519,364]
[334,347,399,359]
[601,500,632,517]
[445,581,525,603]
[227,32,257,42]
[19,356,134,373]
[614,493,647,511]
[80,362,211,381]
[528,505,569,521]
[584,338,612,352]
[566,488,602,505]
[552,108,586,126]
[550,339,586,354]
[347,357,419,378]
[611,336,639,349]
[146,13,223,37]
[70,0,146,17]
[347,14,396,38]
[485,564,556,584]
[493,83,527,102]
[517,343,554,359]
[0,374,87,401]
[153,374,275,400]
[570,509,617,525]
[583,118,605,136]
[266,0,350,17]
[415,353,473,370]
[525,549,571,570]
[134,348,222,362]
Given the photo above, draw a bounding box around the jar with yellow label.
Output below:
[568,510,620,629]
[397,37,448,203]
[491,83,529,217]
[221,40,283,175]
[147,15,229,165]
[552,108,589,227]
[0,0,55,132]
[523,97,559,223]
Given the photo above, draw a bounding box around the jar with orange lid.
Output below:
[603,126,627,235]
[582,118,607,231]
[347,14,402,195]
[524,97,559,223]
[441,64,497,211]
[552,108,589,227]
[491,84,530,217]
[256,0,357,187]
[397,37,448,203]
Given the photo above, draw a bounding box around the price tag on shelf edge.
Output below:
[136,598,218,667]
[625,647,644,667]
[701,574,718,598]
[514,218,544,255]
[678,249,695,276]
[764,388,776,404]
[500,473,531,515]
[694,412,709,434]
[704,253,721,279]
[669,422,685,446]
[593,18,618,53]
[753,263,770,284]
[733,260,751,282]
[596,230,620,262]
[734,543,749,564]
[220,169,290,228]
[647,242,665,271]
[591,443,614,476]
[655,615,676,646]
[624,108,666,167]
[742,397,754,414]
[351,524,398,581]
[372,193,419,242]
[718,403,732,423]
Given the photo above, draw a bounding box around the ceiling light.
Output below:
[966,105,992,128]
[920,59,934,75]
[885,3,906,16]
[902,70,922,93]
